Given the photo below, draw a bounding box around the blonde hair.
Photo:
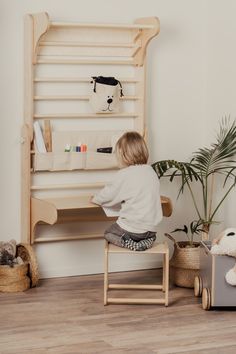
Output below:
[115,131,149,166]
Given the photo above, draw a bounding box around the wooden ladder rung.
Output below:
[34,77,140,83]
[33,113,138,119]
[108,284,163,290]
[37,59,134,65]
[50,22,155,30]
[107,298,166,305]
[35,233,102,243]
[33,95,141,101]
[40,41,140,48]
[34,95,89,101]
[31,182,106,191]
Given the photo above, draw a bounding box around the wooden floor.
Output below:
[1,269,236,354]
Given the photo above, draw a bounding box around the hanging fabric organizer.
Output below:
[21,12,170,245]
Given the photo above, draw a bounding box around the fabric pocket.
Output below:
[70,152,86,170]
[85,151,118,170]
[33,152,53,171]
[33,152,86,171]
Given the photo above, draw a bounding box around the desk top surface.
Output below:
[40,195,172,217]
[42,195,170,208]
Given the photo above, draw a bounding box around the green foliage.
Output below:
[152,118,236,234]
[171,220,205,246]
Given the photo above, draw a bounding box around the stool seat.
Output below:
[104,241,169,306]
[108,242,168,254]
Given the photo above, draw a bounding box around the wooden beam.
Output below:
[36,59,134,65]
[50,21,155,30]
[34,113,138,119]
[31,12,50,63]
[107,298,165,304]
[40,41,140,48]
[108,284,163,290]
[34,233,102,243]
[21,124,31,243]
[34,77,139,83]
[133,17,160,66]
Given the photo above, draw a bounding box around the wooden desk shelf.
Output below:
[31,196,172,244]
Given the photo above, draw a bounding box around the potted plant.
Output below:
[165,220,204,288]
[152,118,236,287]
[153,118,236,234]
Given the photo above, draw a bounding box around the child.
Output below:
[92,131,163,251]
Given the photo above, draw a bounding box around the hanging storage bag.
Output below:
[90,76,124,113]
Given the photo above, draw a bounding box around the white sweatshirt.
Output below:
[92,164,163,233]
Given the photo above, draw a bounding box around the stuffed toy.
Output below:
[211,228,236,285]
[0,240,24,267]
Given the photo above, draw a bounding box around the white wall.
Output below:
[203,0,236,235]
[0,0,219,278]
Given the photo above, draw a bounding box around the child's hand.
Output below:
[212,237,219,245]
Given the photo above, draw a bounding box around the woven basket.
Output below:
[171,267,199,288]
[17,243,39,287]
[0,263,28,278]
[0,263,30,292]
[0,243,39,292]
[0,276,30,293]
[165,234,200,288]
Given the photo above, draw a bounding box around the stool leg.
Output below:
[164,250,169,307]
[162,253,166,292]
[104,241,109,306]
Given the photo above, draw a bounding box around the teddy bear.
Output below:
[0,240,24,267]
[211,228,236,285]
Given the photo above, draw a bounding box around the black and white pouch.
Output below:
[90,76,124,113]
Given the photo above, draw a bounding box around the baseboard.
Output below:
[39,259,163,279]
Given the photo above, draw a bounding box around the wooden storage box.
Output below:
[194,241,236,309]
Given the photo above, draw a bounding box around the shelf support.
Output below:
[31,197,58,244]
[133,17,160,66]
[31,12,50,64]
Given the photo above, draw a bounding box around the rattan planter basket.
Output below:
[0,243,39,293]
[165,234,200,288]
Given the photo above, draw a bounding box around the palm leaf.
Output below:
[152,118,236,228]
[152,160,203,198]
[223,167,236,187]
[152,160,201,182]
[192,118,236,178]
[172,225,188,234]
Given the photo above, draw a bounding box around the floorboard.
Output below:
[0,269,236,354]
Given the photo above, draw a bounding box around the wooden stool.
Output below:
[104,241,169,306]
